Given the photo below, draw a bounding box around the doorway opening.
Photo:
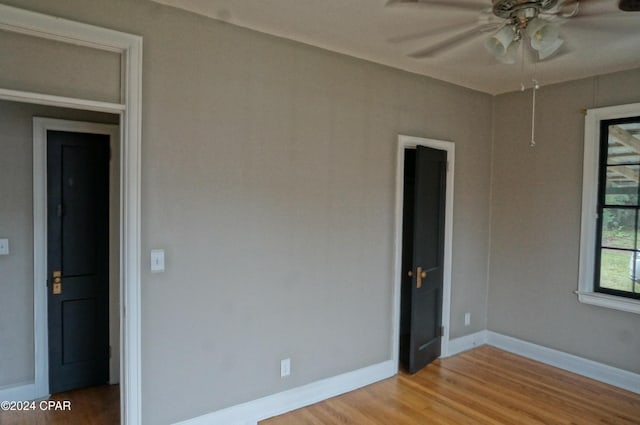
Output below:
[0,101,122,423]
[36,119,120,399]
[399,146,446,373]
[392,135,455,373]
[36,118,121,420]
[0,5,142,423]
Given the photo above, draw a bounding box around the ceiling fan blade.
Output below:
[557,0,616,8]
[541,9,638,22]
[388,21,479,44]
[574,0,640,17]
[408,25,487,58]
[547,0,637,18]
[572,10,640,18]
[619,0,640,12]
[577,3,638,17]
[386,0,488,13]
[564,18,638,33]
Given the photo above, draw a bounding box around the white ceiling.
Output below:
[151,0,640,94]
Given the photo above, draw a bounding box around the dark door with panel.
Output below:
[400,146,447,374]
[47,130,110,394]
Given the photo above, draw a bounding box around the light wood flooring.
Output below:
[262,346,640,425]
[0,384,119,425]
[2,347,639,424]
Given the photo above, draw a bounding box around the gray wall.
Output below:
[0,29,121,104]
[0,1,493,423]
[0,100,117,388]
[5,1,639,424]
[489,68,640,374]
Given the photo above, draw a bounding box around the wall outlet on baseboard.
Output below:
[464,312,471,326]
[281,358,291,378]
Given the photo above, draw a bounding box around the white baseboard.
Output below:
[445,330,487,357]
[174,360,397,425]
[175,331,640,425]
[486,331,640,395]
[0,382,48,402]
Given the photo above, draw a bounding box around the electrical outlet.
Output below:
[464,312,471,326]
[280,358,291,378]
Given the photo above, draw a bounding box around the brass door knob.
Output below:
[52,270,63,295]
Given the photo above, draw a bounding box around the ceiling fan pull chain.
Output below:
[520,40,526,90]
[530,78,539,147]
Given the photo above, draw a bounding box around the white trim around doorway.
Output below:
[391,135,455,369]
[0,5,142,424]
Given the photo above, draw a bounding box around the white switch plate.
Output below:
[464,312,471,326]
[150,249,165,272]
[0,239,9,256]
[280,358,291,378]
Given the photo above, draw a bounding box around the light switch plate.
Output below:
[150,249,165,272]
[280,358,291,378]
[0,239,9,255]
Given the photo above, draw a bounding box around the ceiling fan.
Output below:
[387,0,639,63]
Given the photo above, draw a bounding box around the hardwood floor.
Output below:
[0,385,119,425]
[262,346,640,425]
[2,348,638,424]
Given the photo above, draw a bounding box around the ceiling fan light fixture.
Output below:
[536,37,563,60]
[496,38,521,64]
[491,0,558,19]
[526,18,560,48]
[525,18,562,59]
[556,0,579,18]
[484,25,517,58]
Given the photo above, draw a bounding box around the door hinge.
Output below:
[439,326,445,337]
[109,345,112,359]
[57,203,63,217]
[446,161,450,172]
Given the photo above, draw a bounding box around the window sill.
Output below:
[576,291,640,315]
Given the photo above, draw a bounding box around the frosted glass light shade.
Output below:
[496,39,521,64]
[484,25,516,58]
[526,18,563,58]
[537,37,564,60]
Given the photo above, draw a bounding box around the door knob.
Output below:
[52,270,62,295]
[410,268,428,288]
[417,266,425,289]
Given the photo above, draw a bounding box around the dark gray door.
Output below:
[400,145,447,374]
[47,130,110,394]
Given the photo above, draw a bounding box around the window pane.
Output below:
[599,249,636,293]
[604,166,639,206]
[601,208,636,249]
[606,124,640,166]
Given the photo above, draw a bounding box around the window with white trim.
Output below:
[578,103,640,314]
[595,116,640,298]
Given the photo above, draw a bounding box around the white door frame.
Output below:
[0,5,142,425]
[391,135,455,368]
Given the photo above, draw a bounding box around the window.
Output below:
[578,103,640,314]
[595,117,640,299]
